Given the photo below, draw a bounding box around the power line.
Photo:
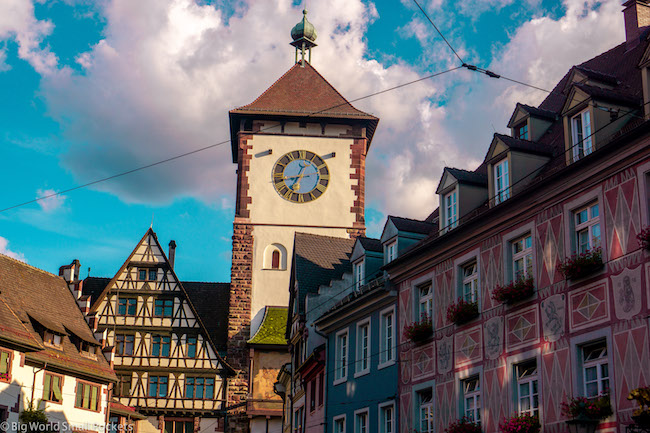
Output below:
[0,66,462,215]
[411,0,465,65]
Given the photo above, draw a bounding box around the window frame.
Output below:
[115,333,135,356]
[75,380,101,412]
[385,240,397,264]
[445,189,458,229]
[186,335,198,358]
[414,387,434,433]
[515,359,539,417]
[43,372,64,404]
[354,259,365,290]
[563,190,607,275]
[511,234,533,282]
[154,298,174,318]
[115,374,131,397]
[378,401,396,433]
[147,375,168,398]
[581,340,609,398]
[515,121,529,140]
[378,306,396,369]
[494,158,510,205]
[355,319,371,377]
[117,297,137,316]
[461,261,479,304]
[354,407,369,433]
[417,282,433,322]
[462,375,481,424]
[185,376,215,400]
[0,348,12,382]
[333,414,346,433]
[574,202,601,254]
[571,108,593,161]
[294,405,305,433]
[151,334,172,357]
[334,328,349,385]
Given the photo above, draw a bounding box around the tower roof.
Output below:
[291,10,317,44]
[229,62,379,161]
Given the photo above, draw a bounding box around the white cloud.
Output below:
[0,236,26,262]
[36,188,66,212]
[0,0,57,73]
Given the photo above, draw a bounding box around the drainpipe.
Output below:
[30,363,47,408]
[313,328,328,433]
[104,383,113,433]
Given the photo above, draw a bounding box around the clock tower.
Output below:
[225,10,379,427]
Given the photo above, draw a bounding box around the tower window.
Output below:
[272,250,280,269]
[264,243,287,270]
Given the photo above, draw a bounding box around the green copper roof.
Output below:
[291,10,317,42]
[248,306,289,345]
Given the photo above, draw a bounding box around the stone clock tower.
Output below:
[225,10,379,428]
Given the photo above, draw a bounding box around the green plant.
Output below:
[557,247,603,280]
[20,400,51,432]
[561,394,612,420]
[447,298,479,325]
[492,276,535,304]
[445,417,481,433]
[404,315,433,344]
[499,413,540,433]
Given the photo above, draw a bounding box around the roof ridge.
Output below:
[388,215,431,223]
[233,63,301,110]
[302,62,370,115]
[295,232,355,242]
[182,280,229,285]
[0,253,59,278]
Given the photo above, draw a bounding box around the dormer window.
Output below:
[515,122,529,140]
[494,159,510,204]
[44,331,63,349]
[80,341,97,359]
[571,109,593,161]
[386,241,397,263]
[354,259,365,290]
[445,191,458,229]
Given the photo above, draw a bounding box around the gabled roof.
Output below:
[387,216,434,235]
[574,66,619,86]
[229,62,379,161]
[486,134,554,162]
[183,282,230,353]
[0,254,116,382]
[436,167,488,194]
[292,233,355,315]
[248,306,288,346]
[507,102,556,127]
[357,236,383,253]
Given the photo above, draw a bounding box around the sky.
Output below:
[0,0,625,282]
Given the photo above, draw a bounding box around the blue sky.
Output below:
[0,0,624,281]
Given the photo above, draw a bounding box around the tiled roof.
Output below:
[358,236,383,253]
[446,167,488,186]
[293,233,355,315]
[572,83,641,107]
[493,134,554,157]
[574,66,619,86]
[388,216,434,235]
[82,277,230,353]
[248,306,289,345]
[517,103,557,120]
[183,282,230,353]
[0,254,116,382]
[231,62,377,120]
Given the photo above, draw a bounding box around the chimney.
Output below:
[168,240,177,269]
[624,0,650,50]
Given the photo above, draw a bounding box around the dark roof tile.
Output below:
[387,216,434,235]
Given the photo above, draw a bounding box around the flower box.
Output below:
[404,315,433,345]
[499,414,540,433]
[561,395,613,421]
[447,298,479,325]
[492,276,535,304]
[0,372,10,381]
[557,247,603,280]
[445,417,481,433]
[637,228,650,250]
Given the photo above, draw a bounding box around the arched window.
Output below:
[272,250,281,269]
[263,243,287,270]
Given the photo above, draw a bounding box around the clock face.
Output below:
[272,150,330,203]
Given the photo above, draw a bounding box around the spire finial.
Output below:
[290,9,318,67]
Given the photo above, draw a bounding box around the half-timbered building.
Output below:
[69,228,233,433]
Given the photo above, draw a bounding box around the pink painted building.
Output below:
[386,3,650,433]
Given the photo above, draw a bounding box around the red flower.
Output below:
[445,417,481,433]
[499,414,540,433]
[557,247,603,280]
[637,227,650,250]
[561,394,612,420]
[403,315,433,344]
[446,298,479,325]
[492,276,535,304]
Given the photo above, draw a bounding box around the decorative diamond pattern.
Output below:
[511,316,533,342]
[576,292,602,320]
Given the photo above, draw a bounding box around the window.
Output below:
[43,331,63,349]
[139,269,147,280]
[187,336,197,358]
[115,374,131,397]
[334,330,348,383]
[118,297,137,316]
[379,402,395,433]
[318,373,324,406]
[512,235,533,280]
[115,334,134,356]
[152,335,171,357]
[571,109,593,161]
[355,409,368,433]
[582,341,609,398]
[416,389,434,433]
[516,360,539,416]
[43,372,63,403]
[154,299,174,317]
[379,307,395,367]
[418,282,433,321]
[185,377,214,399]
[149,269,157,281]
[334,416,346,433]
[75,381,100,411]
[494,159,510,204]
[0,349,11,381]
[80,341,97,359]
[294,406,304,433]
[272,250,280,269]
[148,375,168,397]
[462,262,478,304]
[356,320,370,375]
[354,260,365,290]
[164,421,193,433]
[515,122,529,140]
[463,376,481,423]
[575,203,601,254]
[310,378,316,412]
[386,241,397,263]
[445,190,458,229]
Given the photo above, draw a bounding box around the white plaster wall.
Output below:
[250,417,282,433]
[0,347,109,431]
[246,132,360,335]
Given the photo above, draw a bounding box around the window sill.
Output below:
[353,369,370,379]
[333,377,347,386]
[377,360,396,370]
[43,399,63,405]
[262,268,287,271]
